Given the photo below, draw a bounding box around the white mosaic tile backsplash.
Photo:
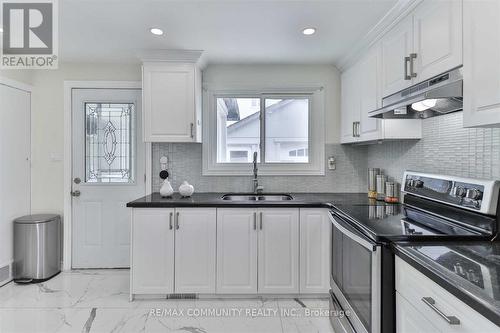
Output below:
[151,112,500,194]
[367,111,500,182]
[152,143,368,193]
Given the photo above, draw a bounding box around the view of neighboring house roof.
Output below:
[227,99,295,133]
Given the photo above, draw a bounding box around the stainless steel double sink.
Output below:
[221,194,293,201]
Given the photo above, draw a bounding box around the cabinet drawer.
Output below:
[396,291,440,333]
[396,256,499,332]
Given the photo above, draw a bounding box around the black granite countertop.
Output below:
[394,242,500,327]
[126,192,381,208]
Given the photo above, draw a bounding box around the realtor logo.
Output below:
[1,0,58,69]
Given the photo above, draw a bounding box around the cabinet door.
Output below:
[216,209,258,294]
[258,208,299,294]
[299,209,330,294]
[131,208,174,294]
[463,0,500,128]
[413,0,462,83]
[340,66,359,144]
[396,292,441,333]
[174,208,216,293]
[381,14,414,97]
[358,45,383,142]
[143,63,196,142]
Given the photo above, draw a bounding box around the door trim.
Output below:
[63,81,150,270]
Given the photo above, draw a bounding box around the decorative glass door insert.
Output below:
[85,103,135,183]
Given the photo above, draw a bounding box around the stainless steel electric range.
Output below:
[328,171,500,333]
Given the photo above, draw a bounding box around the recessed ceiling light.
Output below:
[150,28,164,36]
[0,27,3,33]
[302,27,316,36]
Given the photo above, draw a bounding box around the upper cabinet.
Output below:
[463,0,500,127]
[412,0,462,83]
[142,62,202,142]
[380,0,462,98]
[341,43,422,144]
[381,14,414,97]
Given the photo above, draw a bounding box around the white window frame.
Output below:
[202,86,325,176]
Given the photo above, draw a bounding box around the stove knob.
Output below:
[466,188,482,200]
[453,186,467,197]
[414,180,424,188]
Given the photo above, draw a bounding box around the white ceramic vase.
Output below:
[179,181,195,197]
[159,179,174,197]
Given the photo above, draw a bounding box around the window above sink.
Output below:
[202,87,325,176]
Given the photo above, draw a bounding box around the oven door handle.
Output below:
[329,213,377,251]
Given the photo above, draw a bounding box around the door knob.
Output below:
[74,177,81,184]
[71,190,81,197]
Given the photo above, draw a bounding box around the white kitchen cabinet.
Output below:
[216,209,258,294]
[216,208,299,294]
[340,65,360,144]
[396,292,441,333]
[358,45,384,142]
[142,62,202,142]
[463,0,500,127]
[131,208,175,294]
[381,13,414,97]
[131,208,216,295]
[396,256,499,333]
[412,0,462,83]
[380,0,462,98]
[341,43,422,144]
[174,208,216,293]
[299,209,330,294]
[258,209,299,294]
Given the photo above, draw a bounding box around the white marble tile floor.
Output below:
[0,269,335,333]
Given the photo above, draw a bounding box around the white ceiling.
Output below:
[60,0,397,65]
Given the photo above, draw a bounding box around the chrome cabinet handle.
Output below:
[169,212,173,230]
[190,123,194,138]
[71,190,81,197]
[356,122,361,137]
[259,212,263,230]
[404,56,411,80]
[352,122,356,138]
[175,212,180,230]
[253,212,257,230]
[409,53,417,78]
[421,297,460,325]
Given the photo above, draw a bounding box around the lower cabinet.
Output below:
[258,209,299,293]
[131,208,216,295]
[131,207,330,296]
[396,256,499,333]
[216,209,258,294]
[131,208,175,294]
[217,208,300,294]
[396,292,440,333]
[299,209,331,293]
[174,208,216,293]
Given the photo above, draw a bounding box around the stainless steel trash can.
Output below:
[13,214,61,283]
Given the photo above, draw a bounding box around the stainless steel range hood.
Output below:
[369,67,463,119]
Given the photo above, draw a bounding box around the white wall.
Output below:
[5,62,341,222]
[203,64,341,144]
[0,70,34,86]
[28,63,141,215]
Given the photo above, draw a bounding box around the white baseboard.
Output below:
[0,260,13,287]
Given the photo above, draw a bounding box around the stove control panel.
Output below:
[402,171,500,215]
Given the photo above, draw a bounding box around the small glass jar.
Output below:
[384,182,399,203]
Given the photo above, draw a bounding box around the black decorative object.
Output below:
[159,170,169,180]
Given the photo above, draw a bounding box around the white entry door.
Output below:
[72,89,145,268]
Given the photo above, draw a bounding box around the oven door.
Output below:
[329,212,381,333]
